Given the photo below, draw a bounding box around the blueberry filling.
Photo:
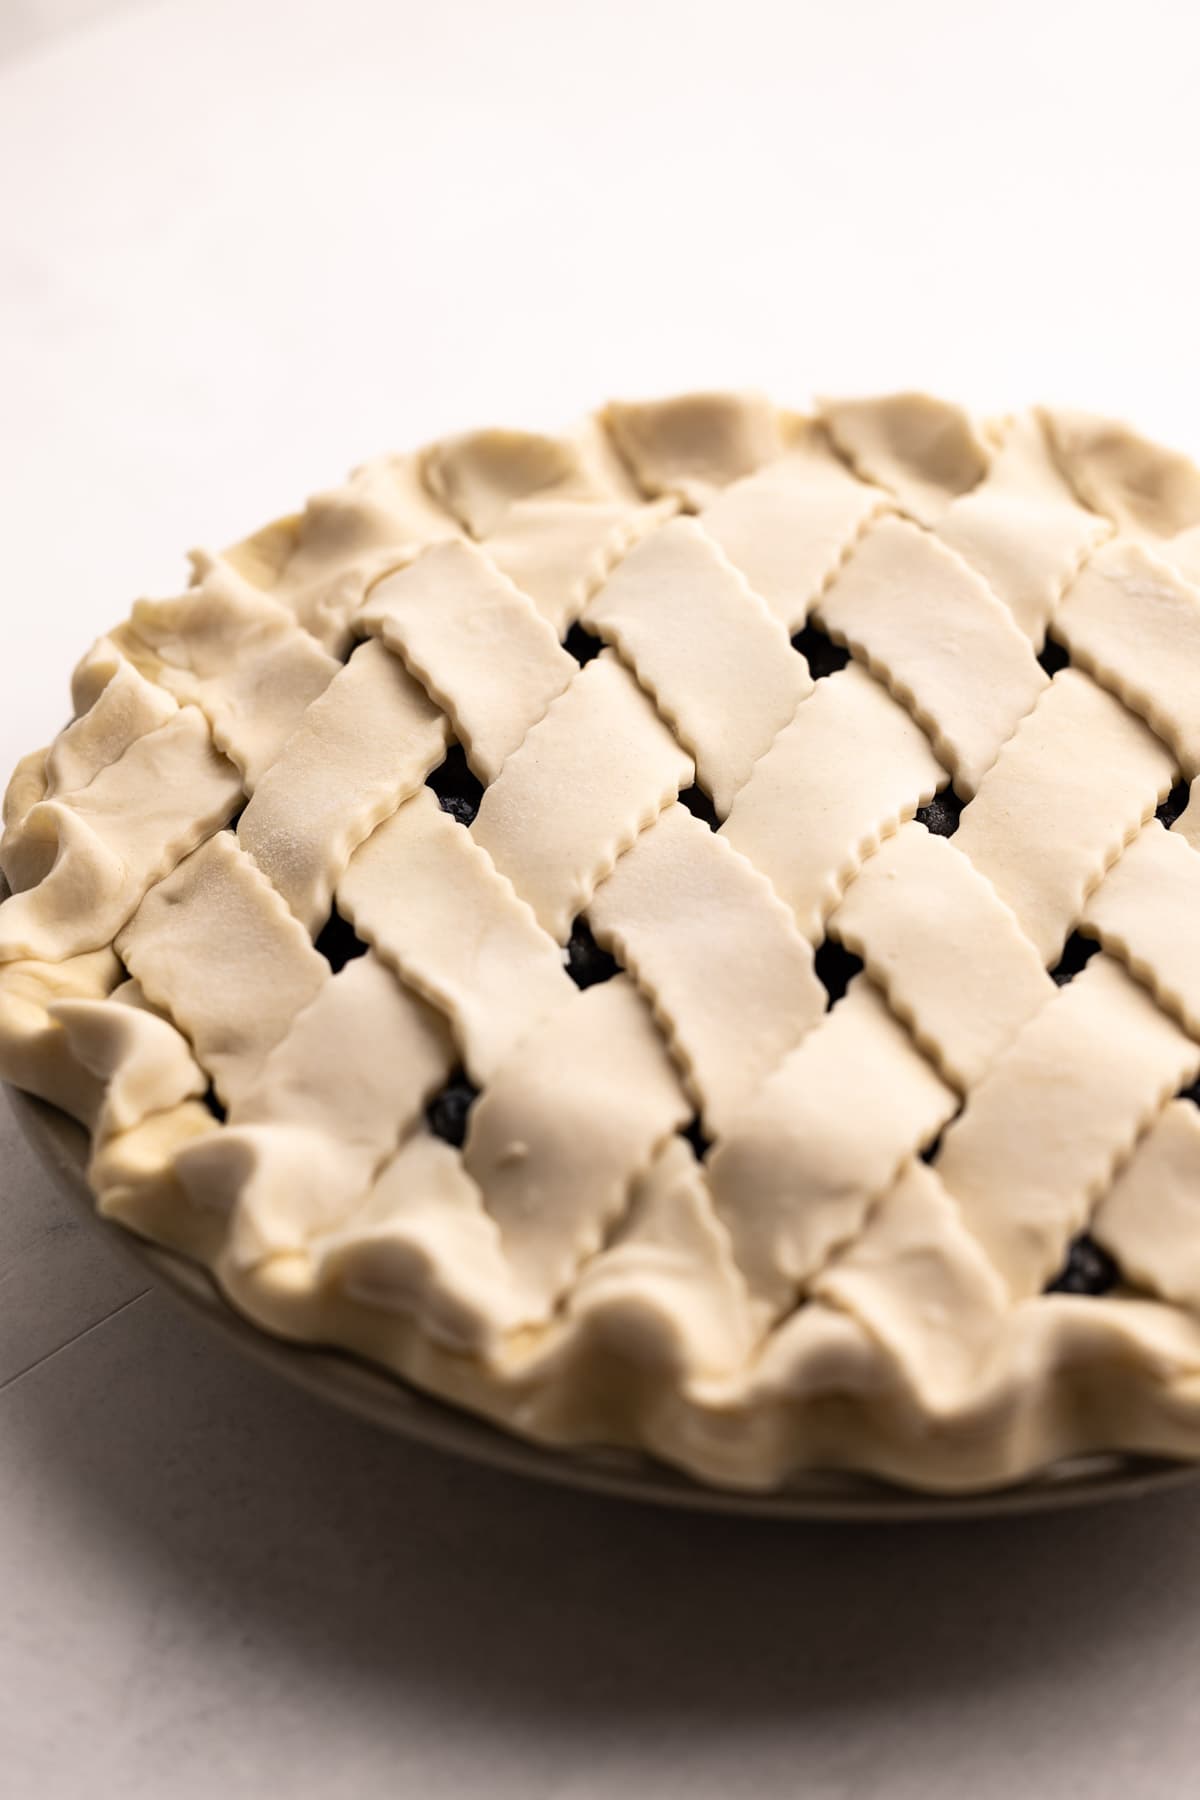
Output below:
[1157,780,1191,829]
[565,917,619,989]
[563,623,605,667]
[914,790,964,838]
[314,906,370,973]
[1037,636,1070,678]
[790,621,850,680]
[920,1103,963,1167]
[426,1072,480,1148]
[679,783,720,831]
[1046,1233,1119,1296]
[1049,931,1100,987]
[813,938,864,1007]
[683,1116,711,1162]
[427,744,484,827]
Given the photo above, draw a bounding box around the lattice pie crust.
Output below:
[9,392,1200,1492]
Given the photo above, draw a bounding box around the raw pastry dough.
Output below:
[7,390,1200,1495]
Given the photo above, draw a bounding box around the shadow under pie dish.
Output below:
[8,394,1200,1502]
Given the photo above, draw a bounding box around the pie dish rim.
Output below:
[12,1080,1199,1524]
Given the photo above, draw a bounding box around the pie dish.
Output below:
[7,390,1200,1498]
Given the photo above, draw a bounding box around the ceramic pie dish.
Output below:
[7,389,1200,1509]
[12,1083,1200,1519]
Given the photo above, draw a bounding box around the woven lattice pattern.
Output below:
[9,390,1200,1493]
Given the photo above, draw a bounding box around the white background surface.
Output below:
[5,2,1200,1794]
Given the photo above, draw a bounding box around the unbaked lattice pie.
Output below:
[9,389,1200,1494]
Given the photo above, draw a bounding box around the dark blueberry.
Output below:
[914,790,964,838]
[441,795,477,828]
[1157,780,1191,830]
[813,938,864,1007]
[1178,1076,1200,1109]
[314,906,370,973]
[1037,636,1070,677]
[683,1116,712,1162]
[920,1104,961,1165]
[427,744,484,827]
[563,623,605,667]
[426,1073,480,1149]
[1049,931,1100,987]
[679,784,720,831]
[204,1086,227,1125]
[790,622,850,680]
[566,917,619,989]
[1046,1233,1119,1296]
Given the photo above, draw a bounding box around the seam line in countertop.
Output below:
[0,1287,152,1396]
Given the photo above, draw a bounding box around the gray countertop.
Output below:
[5,3,1200,1793]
